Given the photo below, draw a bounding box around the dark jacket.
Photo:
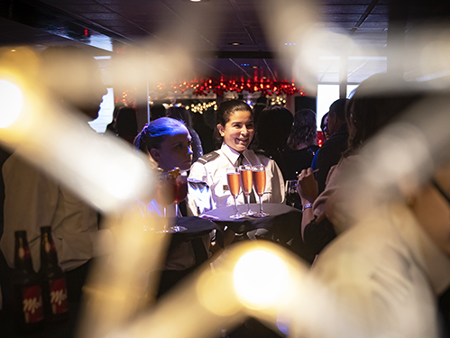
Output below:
[315,124,349,194]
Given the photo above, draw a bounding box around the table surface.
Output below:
[167,216,224,248]
[202,203,300,222]
[203,203,311,262]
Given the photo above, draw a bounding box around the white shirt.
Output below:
[303,203,450,338]
[187,143,285,216]
[1,154,99,272]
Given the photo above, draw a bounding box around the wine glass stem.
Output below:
[247,197,251,213]
[175,202,179,217]
[234,198,239,217]
[163,207,168,231]
[259,196,263,214]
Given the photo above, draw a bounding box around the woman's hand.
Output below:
[297,168,319,203]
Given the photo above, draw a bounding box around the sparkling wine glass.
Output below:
[173,171,187,215]
[227,167,244,219]
[252,164,268,217]
[155,171,176,232]
[171,169,188,232]
[239,164,254,216]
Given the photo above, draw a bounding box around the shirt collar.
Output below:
[221,143,242,166]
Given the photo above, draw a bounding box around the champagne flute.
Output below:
[252,164,268,217]
[239,164,254,216]
[171,168,187,216]
[285,180,300,209]
[155,170,176,232]
[171,168,188,232]
[227,167,244,219]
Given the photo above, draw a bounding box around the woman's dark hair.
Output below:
[116,107,138,143]
[134,117,187,154]
[150,104,166,121]
[167,106,193,128]
[345,72,423,157]
[255,106,293,151]
[287,108,317,150]
[320,112,328,132]
[214,100,253,146]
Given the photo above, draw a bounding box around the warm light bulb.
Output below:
[0,80,23,128]
[233,250,289,309]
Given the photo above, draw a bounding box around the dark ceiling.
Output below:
[0,0,449,83]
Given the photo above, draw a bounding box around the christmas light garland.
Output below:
[157,78,304,97]
[118,78,304,108]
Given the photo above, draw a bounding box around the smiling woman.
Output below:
[187,100,285,218]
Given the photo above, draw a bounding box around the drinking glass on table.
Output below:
[239,164,254,216]
[155,170,175,232]
[171,169,188,232]
[227,167,244,219]
[173,171,188,216]
[285,180,301,208]
[252,164,268,217]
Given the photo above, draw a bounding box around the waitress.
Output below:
[187,100,285,216]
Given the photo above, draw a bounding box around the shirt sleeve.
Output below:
[262,156,285,204]
[186,162,213,216]
[188,161,208,184]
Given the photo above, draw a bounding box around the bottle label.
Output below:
[49,278,69,314]
[22,285,44,323]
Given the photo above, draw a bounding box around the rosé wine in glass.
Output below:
[252,169,266,197]
[227,172,241,198]
[174,175,188,204]
[252,164,268,217]
[227,167,244,219]
[239,165,254,216]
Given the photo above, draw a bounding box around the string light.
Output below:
[186,101,217,114]
[157,78,303,97]
[270,97,286,106]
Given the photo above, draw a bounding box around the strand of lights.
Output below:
[161,103,183,109]
[270,97,286,106]
[186,101,217,114]
[157,78,304,97]
[118,89,136,107]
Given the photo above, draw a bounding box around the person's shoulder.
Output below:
[317,136,344,154]
[251,148,269,157]
[196,150,221,165]
[249,149,272,162]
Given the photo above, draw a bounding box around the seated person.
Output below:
[134,117,213,297]
[283,108,320,181]
[297,73,424,257]
[305,134,450,338]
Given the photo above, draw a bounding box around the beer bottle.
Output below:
[13,230,44,333]
[39,226,69,322]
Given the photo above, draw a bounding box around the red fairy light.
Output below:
[127,78,304,99]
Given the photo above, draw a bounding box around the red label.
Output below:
[49,278,69,314]
[22,285,44,323]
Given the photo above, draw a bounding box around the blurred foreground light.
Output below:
[233,249,289,309]
[0,80,23,127]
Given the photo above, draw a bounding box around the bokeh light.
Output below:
[233,249,289,309]
[0,79,23,128]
